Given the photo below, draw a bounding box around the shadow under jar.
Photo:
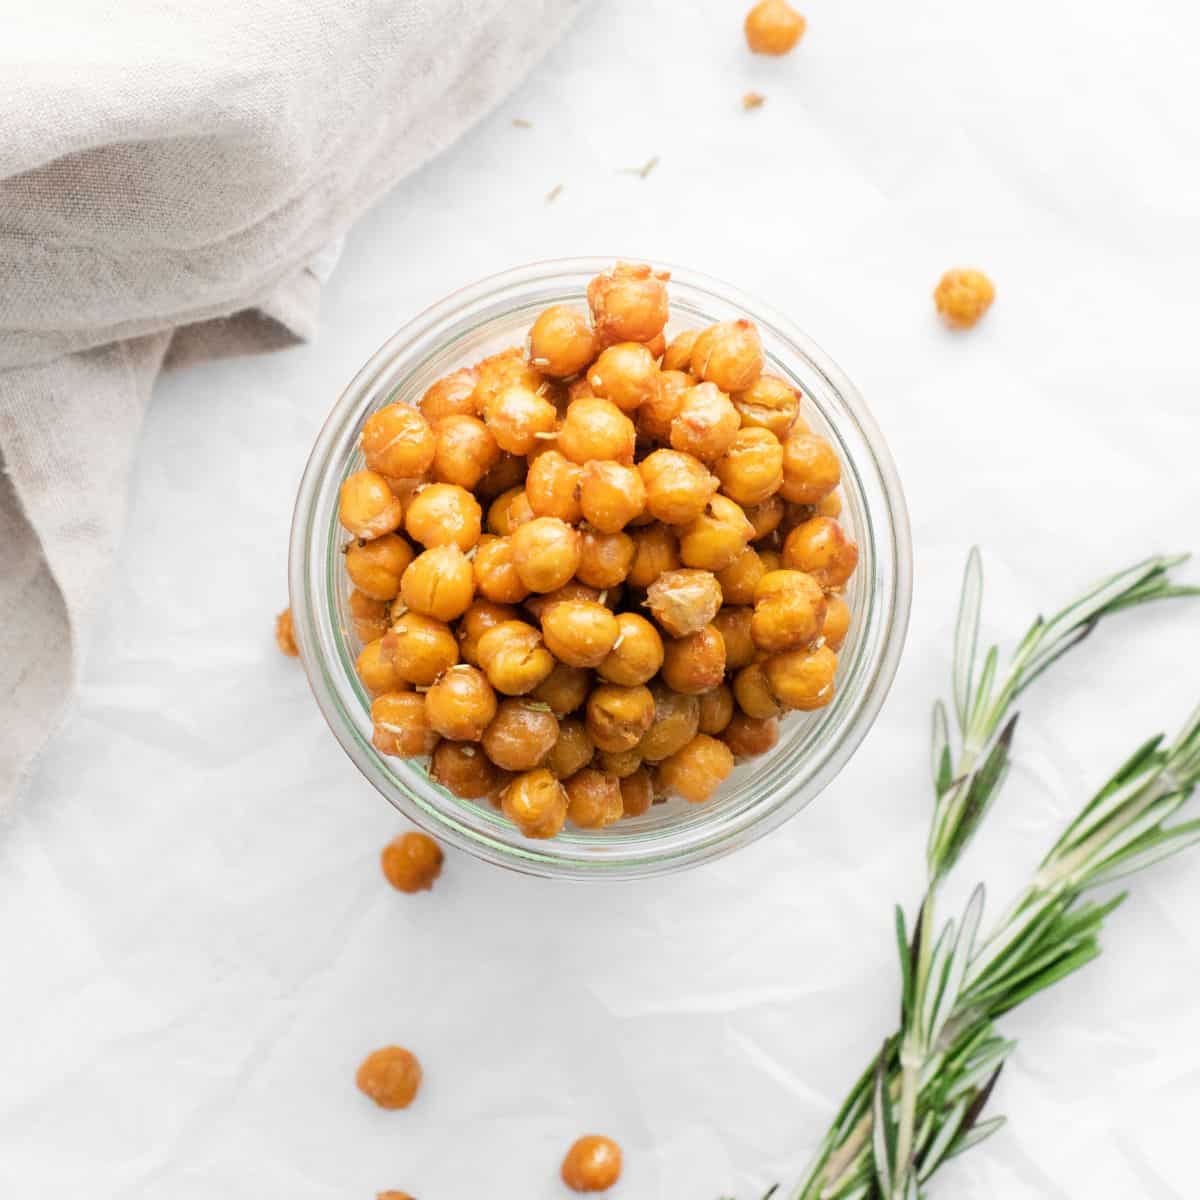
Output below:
[289,258,912,879]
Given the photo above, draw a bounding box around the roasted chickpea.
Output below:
[558,396,637,465]
[466,535,524,605]
[746,495,786,541]
[619,768,655,817]
[424,664,497,741]
[661,624,726,694]
[597,747,643,778]
[483,384,557,456]
[817,490,843,519]
[724,712,780,758]
[404,482,482,551]
[579,461,646,533]
[476,451,527,501]
[577,528,636,589]
[457,600,518,665]
[511,516,582,593]
[502,767,568,838]
[385,613,459,686]
[662,329,700,373]
[523,581,602,622]
[714,427,784,508]
[531,662,593,716]
[637,368,693,443]
[487,485,535,536]
[644,330,667,359]
[541,600,620,668]
[646,568,723,637]
[637,684,701,762]
[822,595,851,650]
[670,381,741,462]
[430,740,505,799]
[476,620,555,695]
[357,637,405,696]
[561,1134,623,1192]
[598,613,664,686]
[370,691,437,756]
[782,516,859,589]
[381,831,443,893]
[361,404,436,480]
[690,319,764,393]
[482,699,560,771]
[525,449,583,523]
[934,268,995,330]
[471,347,543,412]
[378,1191,415,1200]
[759,548,782,574]
[639,449,718,526]
[712,606,757,670]
[659,733,734,803]
[276,607,299,657]
[765,644,838,710]
[350,588,390,642]
[626,525,680,590]
[587,342,659,412]
[399,545,475,621]
[732,374,801,437]
[733,661,784,719]
[528,305,597,377]
[679,494,755,572]
[340,470,405,540]
[715,546,764,606]
[356,1046,422,1110]
[430,414,500,490]
[745,0,805,53]
[587,262,670,346]
[780,432,841,505]
[344,534,414,601]
[545,718,595,778]
[565,768,624,829]
[587,683,656,753]
[751,569,827,652]
[698,683,735,735]
[420,366,479,423]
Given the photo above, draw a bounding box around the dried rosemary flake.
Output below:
[512,117,532,128]
[621,155,660,179]
[545,183,564,204]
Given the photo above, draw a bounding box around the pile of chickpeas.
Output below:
[337,262,857,841]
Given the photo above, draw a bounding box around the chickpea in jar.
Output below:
[405,482,482,551]
[380,832,443,893]
[528,305,597,377]
[670,382,741,463]
[350,589,390,641]
[659,733,735,804]
[724,712,780,758]
[587,261,670,346]
[579,461,646,533]
[765,643,838,710]
[698,683,735,735]
[525,449,583,523]
[487,485,535,536]
[586,683,656,753]
[541,600,620,668]
[639,449,718,525]
[587,342,659,412]
[476,619,555,695]
[715,546,764,606]
[620,768,655,817]
[714,427,785,508]
[345,533,414,601]
[545,718,595,779]
[399,545,475,621]
[690,319,764,394]
[576,528,635,589]
[420,366,479,423]
[597,747,643,778]
[733,661,784,719]
[361,403,436,480]
[637,684,701,761]
[745,495,786,542]
[483,383,557,456]
[637,368,693,442]
[661,624,726,695]
[662,329,700,373]
[476,451,527,501]
[565,768,624,829]
[431,414,500,490]
[782,516,859,589]
[532,661,592,716]
[598,613,664,686]
[713,606,757,670]
[510,516,581,593]
[780,431,841,506]
[558,395,637,465]
[472,535,529,605]
[751,569,827,653]
[502,767,568,839]
[424,664,497,741]
[357,638,405,696]
[472,347,543,412]
[457,600,518,665]
[732,374,801,437]
[356,1046,422,1110]
[340,469,405,540]
[431,740,505,799]
[523,581,602,622]
[679,494,755,572]
[822,594,852,650]
[646,568,723,637]
[482,699,560,771]
[627,524,680,589]
[370,691,437,757]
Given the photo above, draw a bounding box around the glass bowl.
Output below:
[289,258,912,879]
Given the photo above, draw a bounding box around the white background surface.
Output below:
[3,1,1200,1196]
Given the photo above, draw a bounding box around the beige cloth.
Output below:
[0,0,583,808]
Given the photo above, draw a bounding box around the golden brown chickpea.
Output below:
[817,490,842,519]
[511,516,582,593]
[378,1191,415,1200]
[419,366,479,423]
[424,664,497,741]
[644,330,667,359]
[714,427,785,507]
[476,451,527,501]
[523,581,603,622]
[541,600,620,668]
[639,449,719,526]
[531,661,593,716]
[579,461,647,533]
[637,684,701,761]
[487,485,535,536]
[587,342,659,413]
[340,470,406,540]
[345,534,414,602]
[712,606,757,670]
[751,569,827,652]
[545,718,595,778]
[276,607,299,657]
[470,534,528,605]
[661,624,727,695]
[399,545,475,621]
[525,449,583,523]
[457,600,518,665]
[476,620,555,695]
[637,368,693,443]
[558,396,637,465]
[361,404,436,480]
[404,482,482,551]
[746,495,786,542]
[733,661,784,719]
[586,683,656,753]
[598,612,664,686]
[528,305,597,377]
[471,347,544,412]
[690,319,764,393]
[780,432,841,505]
[724,712,780,758]
[659,733,734,803]
[597,747,643,778]
[482,698,560,771]
[732,374,801,437]
[646,568,723,637]
[502,767,568,838]
[357,638,405,696]
[627,524,681,589]
[759,548,782,574]
[430,740,505,799]
[765,644,838,710]
[380,831,443,893]
[356,1046,422,1110]
[782,516,859,589]
[350,588,390,642]
[934,268,995,330]
[698,683,735,735]
[565,768,624,829]
[670,381,741,462]
[620,768,655,817]
[715,546,764,606]
[822,594,851,650]
[561,1135,622,1192]
[385,613,459,686]
[587,262,669,346]
[745,0,806,54]
[483,384,558,456]
[679,494,755,572]
[662,329,700,373]
[576,528,636,589]
[370,691,437,756]
[430,414,500,490]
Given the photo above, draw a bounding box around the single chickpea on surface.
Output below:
[744,0,806,55]
[275,607,299,657]
[565,768,624,829]
[482,698,560,771]
[377,1191,414,1200]
[502,767,568,838]
[529,304,597,377]
[934,268,995,329]
[371,692,438,758]
[380,831,444,892]
[356,1046,422,1110]
[561,1134,623,1193]
[587,261,669,346]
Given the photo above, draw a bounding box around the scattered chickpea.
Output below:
[662,624,727,695]
[639,449,718,525]
[545,718,596,778]
[529,305,597,377]
[577,528,636,589]
[565,768,624,829]
[340,469,406,540]
[356,1046,422,1110]
[558,395,637,465]
[404,482,482,551]
[724,712,780,758]
[579,461,647,533]
[670,381,741,462]
[765,644,838,710]
[424,664,497,741]
[502,768,568,839]
[780,431,841,506]
[620,768,655,817]
[587,683,657,752]
[679,494,755,572]
[782,516,859,589]
[587,342,660,412]
[646,568,723,637]
[712,606,757,671]
[276,607,299,657]
[587,261,670,346]
[934,268,995,330]
[511,516,582,593]
[350,589,391,642]
[542,600,621,668]
[431,740,506,799]
[420,366,479,423]
[698,683,735,735]
[476,620,556,695]
[361,404,436,480]
[690,319,764,393]
[346,533,415,601]
[525,449,583,523]
[482,699,560,771]
[380,831,444,892]
[385,613,460,686]
[371,691,438,757]
[659,734,734,803]
[431,414,500,490]
[598,612,665,686]
[744,0,806,55]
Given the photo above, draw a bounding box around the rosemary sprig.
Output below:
[791,551,1198,1200]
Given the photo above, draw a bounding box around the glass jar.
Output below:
[289,258,912,879]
